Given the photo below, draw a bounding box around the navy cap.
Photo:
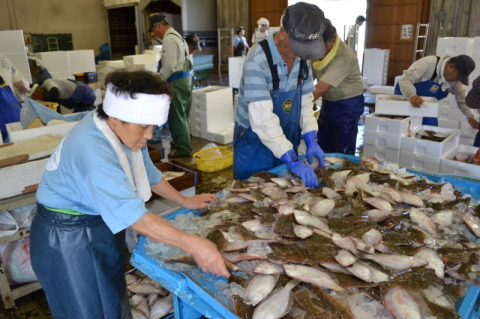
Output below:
[449,55,475,86]
[149,14,167,32]
[282,2,326,60]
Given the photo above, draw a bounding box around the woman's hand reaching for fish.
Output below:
[187,235,231,278]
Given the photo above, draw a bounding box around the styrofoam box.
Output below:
[440,144,480,177]
[0,158,49,200]
[205,125,234,145]
[123,54,157,70]
[438,119,460,129]
[369,85,395,95]
[35,51,70,75]
[228,57,245,89]
[364,130,403,149]
[0,30,32,84]
[68,50,95,74]
[363,49,389,85]
[375,94,439,117]
[460,136,475,146]
[362,144,400,163]
[460,121,478,138]
[6,121,78,142]
[401,125,460,158]
[365,113,422,136]
[399,151,441,174]
[436,37,474,57]
[192,86,233,111]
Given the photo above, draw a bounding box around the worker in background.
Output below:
[151,13,194,158]
[234,2,326,188]
[251,17,270,46]
[31,78,96,113]
[27,53,52,85]
[30,70,229,319]
[312,19,364,155]
[395,55,479,129]
[466,75,480,147]
[0,54,29,142]
[185,33,202,56]
[232,26,250,57]
[346,15,366,53]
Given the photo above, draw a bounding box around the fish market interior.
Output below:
[1,0,480,318]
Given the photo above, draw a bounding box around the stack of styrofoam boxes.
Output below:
[375,94,440,117]
[363,114,422,163]
[228,56,245,89]
[440,144,480,177]
[369,85,395,95]
[123,54,158,72]
[399,125,460,175]
[35,50,96,80]
[437,94,463,130]
[189,86,234,144]
[363,49,389,85]
[468,36,480,91]
[0,30,32,84]
[436,37,474,57]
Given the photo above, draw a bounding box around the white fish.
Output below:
[253,261,284,275]
[127,283,161,295]
[415,247,444,279]
[365,209,390,222]
[130,294,143,307]
[400,191,424,207]
[346,173,371,188]
[322,187,341,199]
[380,186,402,203]
[242,219,263,232]
[431,210,454,229]
[346,262,372,282]
[463,212,480,237]
[227,196,250,204]
[335,249,357,267]
[252,279,300,319]
[271,177,293,188]
[245,274,277,306]
[293,224,313,239]
[293,210,332,234]
[330,170,352,189]
[125,273,138,286]
[149,295,173,319]
[136,298,149,318]
[383,286,422,319]
[362,228,382,246]
[409,208,438,236]
[364,197,393,212]
[349,236,375,254]
[373,242,391,253]
[360,253,428,270]
[359,261,389,283]
[261,186,288,201]
[131,308,147,319]
[312,228,333,239]
[238,193,256,202]
[277,201,295,216]
[319,262,351,274]
[284,264,344,291]
[332,233,357,254]
[147,293,158,306]
[310,198,335,217]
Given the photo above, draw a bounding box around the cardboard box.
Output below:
[401,125,459,158]
[152,161,202,196]
[375,94,439,117]
[0,158,48,200]
[440,144,480,177]
[362,144,400,163]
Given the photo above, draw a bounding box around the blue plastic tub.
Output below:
[130,153,480,319]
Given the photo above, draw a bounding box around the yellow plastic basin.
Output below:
[193,146,233,173]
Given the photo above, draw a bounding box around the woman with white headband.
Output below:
[30,69,230,318]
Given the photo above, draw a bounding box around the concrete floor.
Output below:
[0,76,369,318]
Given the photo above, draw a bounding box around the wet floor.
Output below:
[0,82,370,319]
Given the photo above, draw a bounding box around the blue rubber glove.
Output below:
[280,150,319,188]
[303,131,325,168]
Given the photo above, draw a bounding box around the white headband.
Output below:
[103,84,170,126]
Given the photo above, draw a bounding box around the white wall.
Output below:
[181,0,216,32]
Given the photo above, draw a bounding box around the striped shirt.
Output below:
[236,33,315,129]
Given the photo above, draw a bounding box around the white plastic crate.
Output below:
[375,94,439,117]
[364,130,403,149]
[438,119,460,129]
[436,37,474,57]
[362,144,400,164]
[440,144,480,177]
[399,151,441,174]
[369,85,395,95]
[401,125,459,158]
[365,113,421,136]
[460,121,478,138]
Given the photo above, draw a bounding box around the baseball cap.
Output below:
[149,14,167,32]
[282,2,326,60]
[449,55,475,85]
[466,76,480,108]
[186,33,201,51]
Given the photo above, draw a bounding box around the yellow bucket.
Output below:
[193,146,233,173]
[41,102,59,112]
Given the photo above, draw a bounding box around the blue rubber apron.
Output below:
[0,76,22,142]
[394,56,448,126]
[58,80,96,111]
[30,204,132,319]
[233,40,307,180]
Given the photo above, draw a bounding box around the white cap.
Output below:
[257,17,269,26]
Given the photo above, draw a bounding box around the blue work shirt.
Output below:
[37,112,162,234]
[235,33,315,129]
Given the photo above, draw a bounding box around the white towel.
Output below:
[93,112,152,202]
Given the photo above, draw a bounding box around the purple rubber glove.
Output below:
[280,150,319,188]
[303,131,325,168]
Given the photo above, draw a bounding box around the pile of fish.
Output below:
[158,156,480,319]
[453,150,480,165]
[125,270,173,319]
[414,129,451,142]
